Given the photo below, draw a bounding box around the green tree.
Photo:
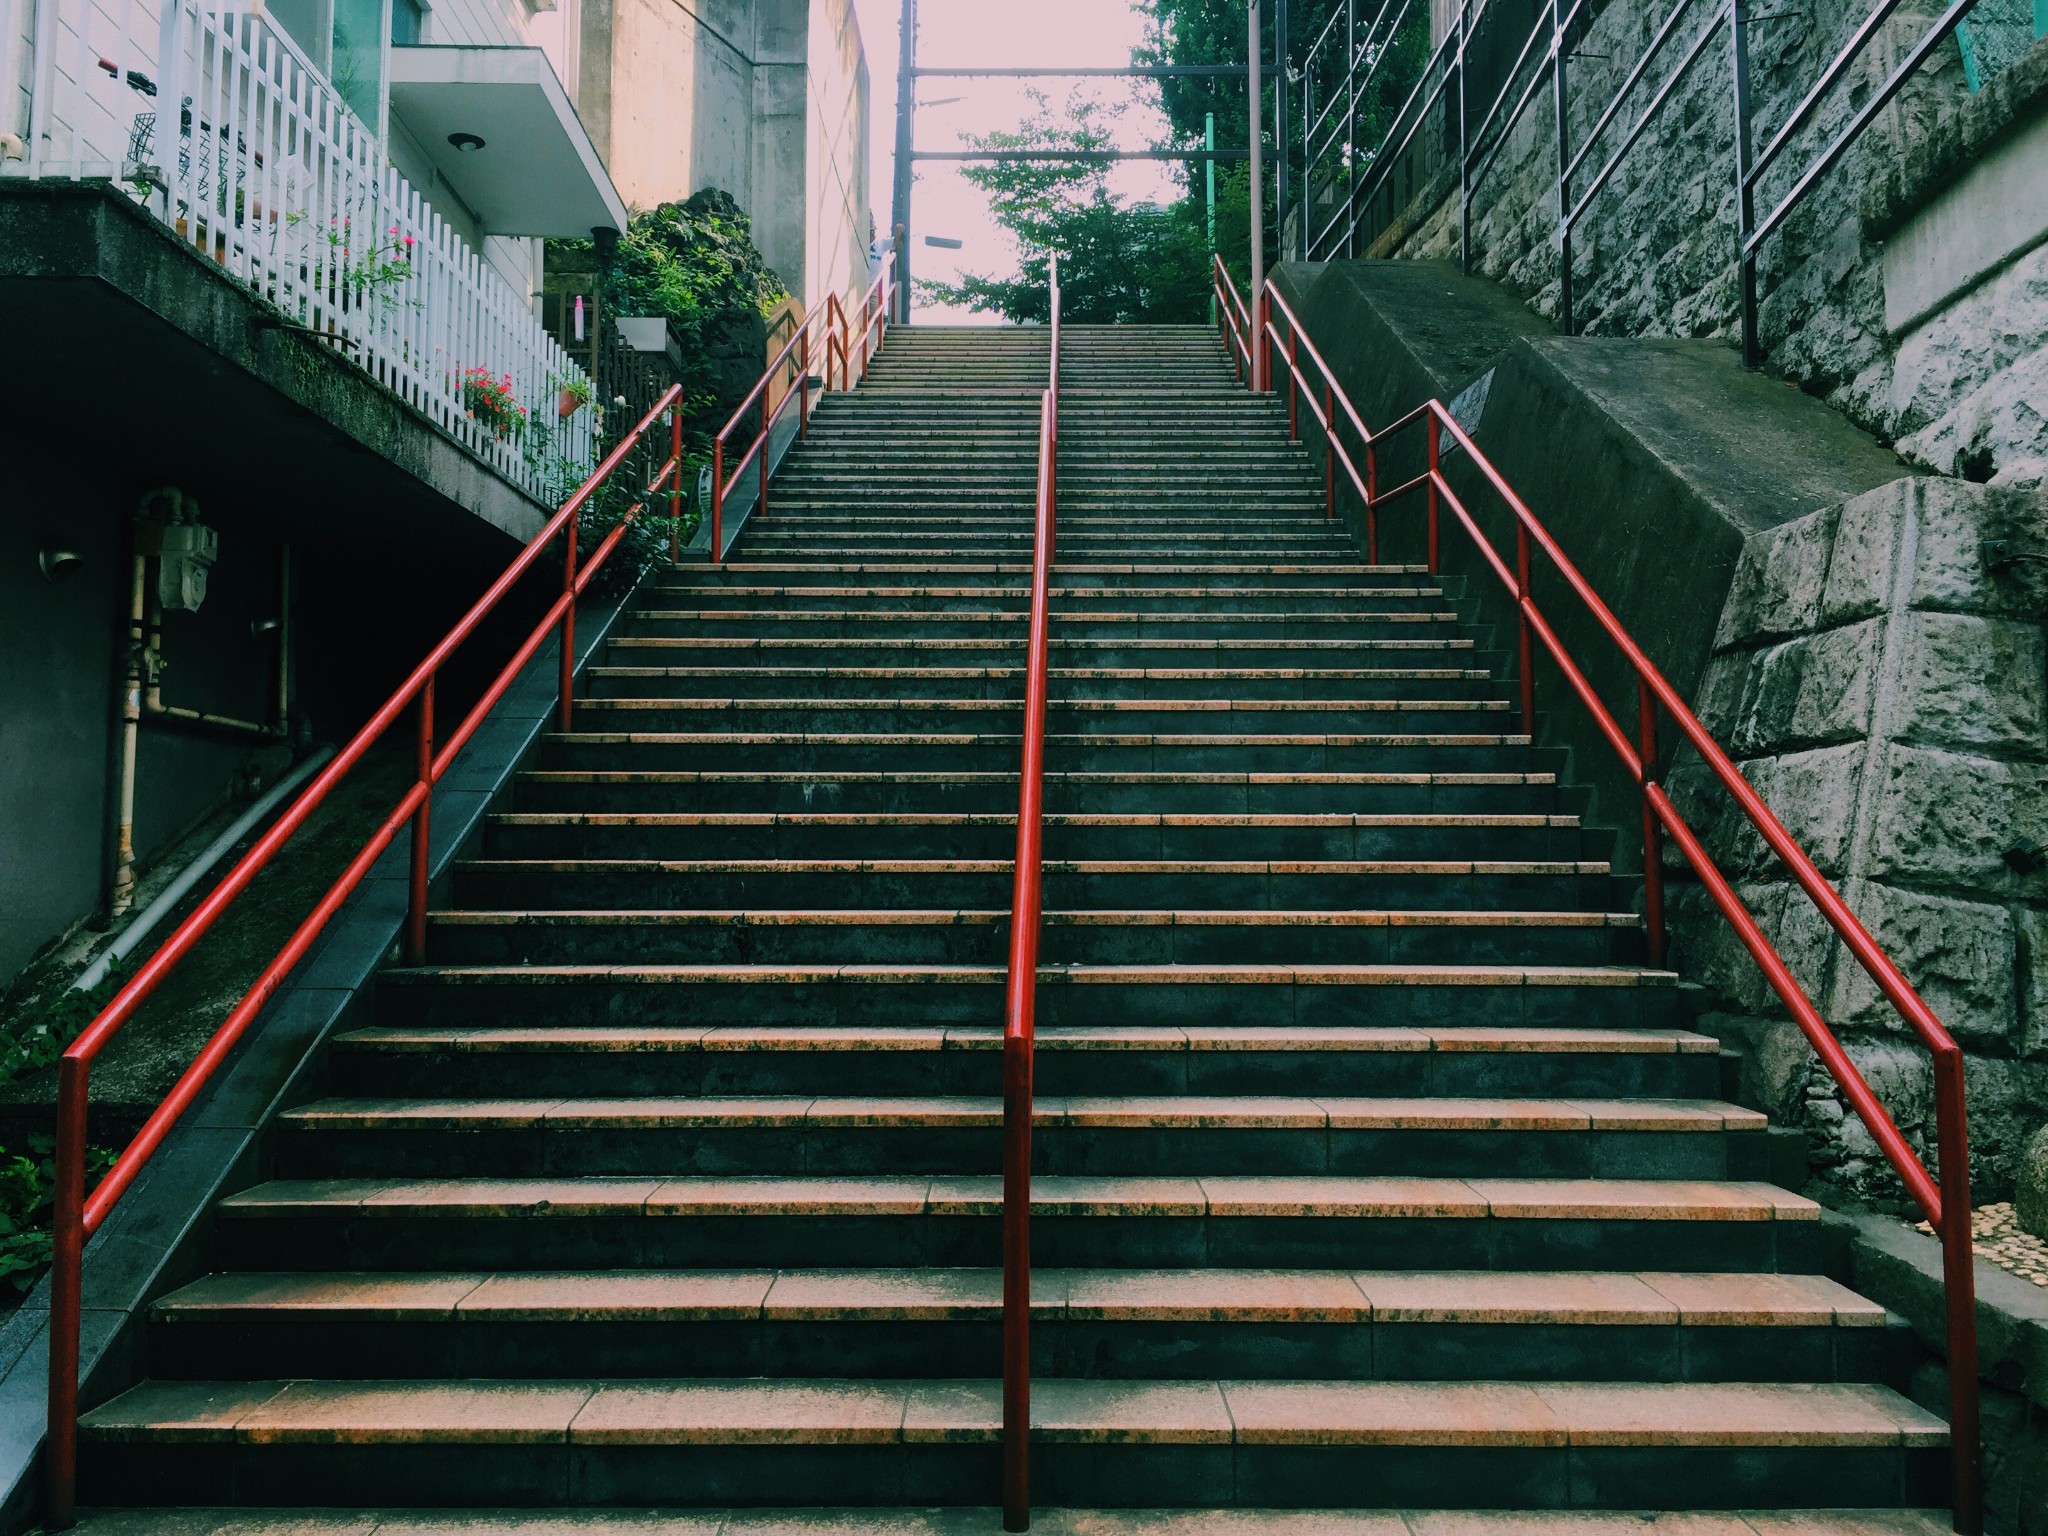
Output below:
[920,95,1215,325]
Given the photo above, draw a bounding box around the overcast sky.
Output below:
[846,0,1185,323]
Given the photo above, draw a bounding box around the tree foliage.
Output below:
[919,95,1216,325]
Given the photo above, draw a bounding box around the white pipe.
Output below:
[73,745,337,994]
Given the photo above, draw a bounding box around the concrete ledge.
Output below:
[0,575,638,1531]
[0,181,549,559]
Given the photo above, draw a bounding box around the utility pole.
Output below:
[1249,0,1265,390]
[890,0,917,323]
[1274,0,1289,263]
[1205,112,1217,323]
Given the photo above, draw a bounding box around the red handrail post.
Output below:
[404,675,435,966]
[758,430,770,524]
[44,1057,85,1530]
[1287,327,1300,440]
[1515,522,1537,737]
[1637,679,1667,968]
[1323,383,1336,520]
[1935,1050,1984,1535]
[1425,412,1443,575]
[800,330,812,441]
[668,405,685,563]
[711,440,725,565]
[557,515,578,734]
[1365,441,1380,566]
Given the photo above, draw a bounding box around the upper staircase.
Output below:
[74,324,1947,1528]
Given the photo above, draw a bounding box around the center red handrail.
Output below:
[1002,251,1059,1534]
[42,387,687,1530]
[1214,254,1982,1535]
[709,253,898,561]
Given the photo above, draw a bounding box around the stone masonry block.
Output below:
[1825,880,2017,1044]
[1910,476,2047,617]
[2019,904,2048,1059]
[1820,478,1913,625]
[1893,610,2048,756]
[1714,504,1839,649]
[1667,744,1866,881]
[1866,744,2048,895]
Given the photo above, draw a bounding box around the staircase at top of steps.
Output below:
[76,323,1947,1524]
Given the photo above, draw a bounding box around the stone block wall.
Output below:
[1666,475,2048,1202]
[1365,0,2048,487]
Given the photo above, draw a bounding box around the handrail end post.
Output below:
[404,675,436,968]
[1934,1047,1983,1535]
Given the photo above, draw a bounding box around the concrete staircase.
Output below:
[76,325,1947,1523]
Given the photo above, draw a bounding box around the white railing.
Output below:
[12,0,593,500]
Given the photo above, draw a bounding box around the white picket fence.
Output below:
[12,0,594,499]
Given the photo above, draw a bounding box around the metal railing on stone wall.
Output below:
[11,0,594,499]
[1301,0,2033,361]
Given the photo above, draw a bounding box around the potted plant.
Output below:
[555,375,593,420]
[459,367,528,440]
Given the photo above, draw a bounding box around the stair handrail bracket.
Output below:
[1225,259,1983,1536]
[41,386,688,1532]
[1001,251,1059,1535]
[710,254,898,563]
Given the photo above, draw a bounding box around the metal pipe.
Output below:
[110,553,148,917]
[72,745,337,997]
[1251,0,1266,393]
[891,0,917,323]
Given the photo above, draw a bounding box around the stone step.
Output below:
[618,613,1464,641]
[369,961,1680,1034]
[507,769,1566,817]
[423,906,1641,969]
[50,1507,1962,1535]
[207,1174,1827,1274]
[142,1268,1893,1384]
[326,1021,1725,1101]
[563,701,1517,741]
[599,638,1493,670]
[579,665,1499,703]
[448,856,1617,915]
[532,731,1542,776]
[475,810,1588,864]
[270,1091,1765,1180]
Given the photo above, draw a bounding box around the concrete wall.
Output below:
[575,0,870,305]
[1365,0,2048,489]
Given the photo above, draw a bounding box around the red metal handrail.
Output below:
[1002,252,1059,1534]
[1216,256,1982,1534]
[709,254,898,562]
[41,387,686,1530]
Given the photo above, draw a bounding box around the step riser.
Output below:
[80,1436,1939,1512]
[448,867,1617,912]
[478,823,1592,863]
[608,594,1449,617]
[564,708,1516,738]
[426,922,1640,969]
[145,1316,1898,1386]
[581,674,1501,703]
[213,1212,1828,1277]
[618,620,1456,641]
[329,1044,1723,1102]
[274,1125,1764,1181]
[508,778,1571,817]
[373,979,1680,1033]
[534,741,1543,774]
[603,643,1493,669]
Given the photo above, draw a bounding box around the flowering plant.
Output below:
[461,368,528,437]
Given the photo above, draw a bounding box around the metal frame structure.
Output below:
[1001,251,1060,1535]
[1299,0,1988,362]
[1218,253,1984,1535]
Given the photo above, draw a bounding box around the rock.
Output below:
[1866,745,2048,894]
[1823,881,2016,1041]
[2015,1124,2048,1239]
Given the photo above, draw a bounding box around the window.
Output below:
[391,0,424,46]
